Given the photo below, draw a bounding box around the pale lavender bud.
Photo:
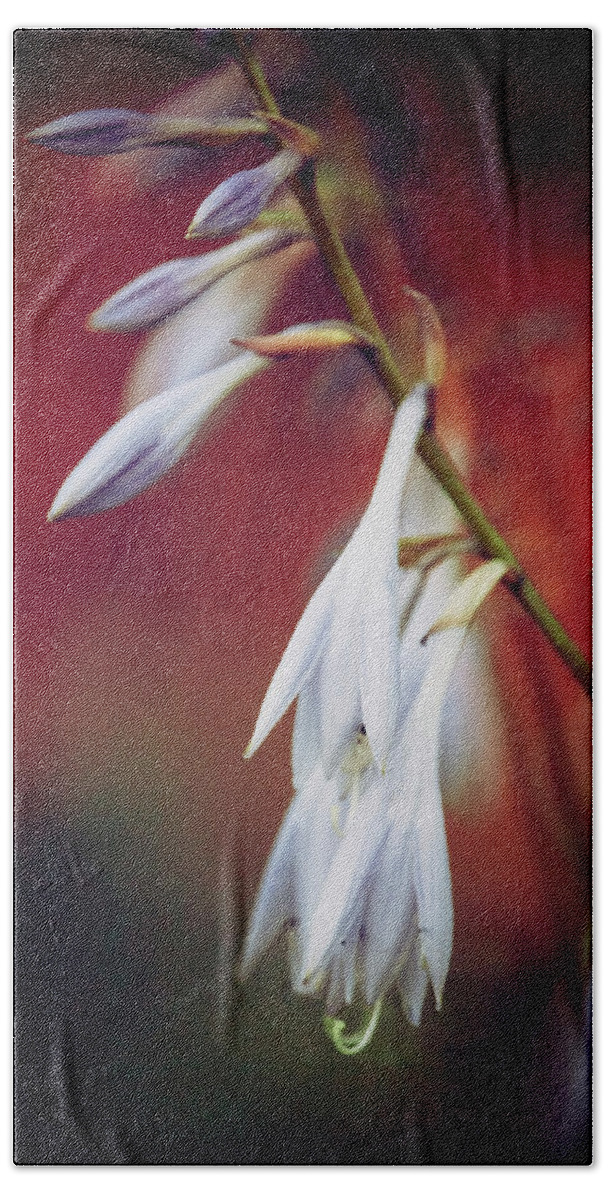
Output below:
[27,108,272,157]
[26,108,157,156]
[47,353,268,520]
[88,227,303,333]
[186,149,302,239]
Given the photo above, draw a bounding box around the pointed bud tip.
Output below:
[424,558,509,641]
[230,322,373,359]
[46,500,64,523]
[398,533,468,571]
[403,285,447,386]
[243,740,255,760]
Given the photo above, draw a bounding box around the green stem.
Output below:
[232,34,591,699]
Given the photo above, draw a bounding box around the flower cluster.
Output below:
[32,107,315,520]
[241,390,507,1045]
[31,93,507,1053]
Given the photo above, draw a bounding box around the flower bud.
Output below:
[186,149,303,240]
[88,228,305,333]
[26,108,160,156]
[397,533,470,570]
[422,559,508,641]
[403,287,447,386]
[47,353,268,520]
[231,321,374,358]
[27,109,269,156]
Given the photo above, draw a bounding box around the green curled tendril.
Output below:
[322,998,383,1056]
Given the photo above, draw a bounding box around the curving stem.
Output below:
[231,32,591,698]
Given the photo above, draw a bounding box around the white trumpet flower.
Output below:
[88,228,303,333]
[241,561,507,1029]
[47,352,268,520]
[245,385,427,772]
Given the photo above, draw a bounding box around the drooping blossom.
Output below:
[186,149,303,239]
[88,228,305,333]
[240,560,507,1026]
[47,352,269,520]
[245,385,428,773]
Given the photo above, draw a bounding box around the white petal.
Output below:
[241,764,340,983]
[357,577,401,767]
[360,830,417,1004]
[325,958,347,1015]
[397,942,429,1027]
[48,353,265,520]
[89,228,298,332]
[245,572,335,758]
[293,765,342,951]
[300,774,386,982]
[396,628,467,1006]
[339,933,359,1007]
[350,388,427,764]
[316,590,362,776]
[398,451,460,539]
[363,384,427,532]
[410,771,453,1009]
[238,799,301,979]
[396,566,446,720]
[291,672,323,791]
[439,627,508,805]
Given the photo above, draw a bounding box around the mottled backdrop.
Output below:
[14,29,591,1164]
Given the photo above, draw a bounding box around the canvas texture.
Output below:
[14,28,591,1165]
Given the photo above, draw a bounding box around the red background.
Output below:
[14,29,591,1164]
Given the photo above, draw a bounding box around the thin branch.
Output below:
[231,33,591,699]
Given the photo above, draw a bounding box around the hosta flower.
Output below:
[186,149,303,239]
[88,228,304,333]
[245,385,428,772]
[47,352,268,520]
[240,561,507,1031]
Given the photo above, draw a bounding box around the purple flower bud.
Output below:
[47,353,268,520]
[26,108,157,156]
[186,149,302,239]
[88,227,303,333]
